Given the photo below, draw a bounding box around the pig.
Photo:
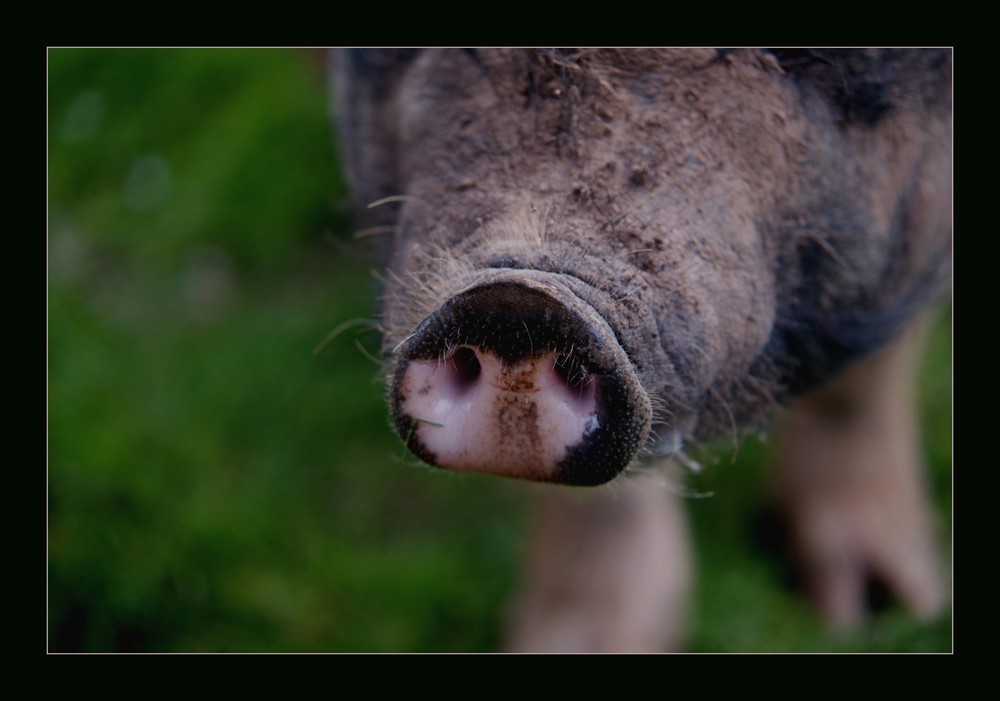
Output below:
[331,48,952,651]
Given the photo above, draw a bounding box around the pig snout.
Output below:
[390,277,652,486]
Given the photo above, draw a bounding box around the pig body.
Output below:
[332,48,951,649]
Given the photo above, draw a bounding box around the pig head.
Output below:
[333,48,952,487]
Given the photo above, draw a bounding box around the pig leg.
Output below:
[775,321,947,628]
[504,467,692,652]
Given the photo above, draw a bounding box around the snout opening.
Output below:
[449,346,482,390]
[553,354,600,415]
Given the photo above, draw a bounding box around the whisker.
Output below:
[313,318,380,356]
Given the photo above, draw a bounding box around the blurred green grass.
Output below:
[47,48,952,653]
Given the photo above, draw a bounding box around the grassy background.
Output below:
[47,48,952,653]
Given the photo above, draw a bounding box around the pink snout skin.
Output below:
[399,347,600,481]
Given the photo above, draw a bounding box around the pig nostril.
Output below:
[449,346,482,388]
[554,354,589,391]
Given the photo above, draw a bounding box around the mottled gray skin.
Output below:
[333,48,951,476]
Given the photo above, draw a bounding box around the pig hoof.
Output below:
[390,277,652,486]
[788,499,946,630]
[776,327,947,629]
